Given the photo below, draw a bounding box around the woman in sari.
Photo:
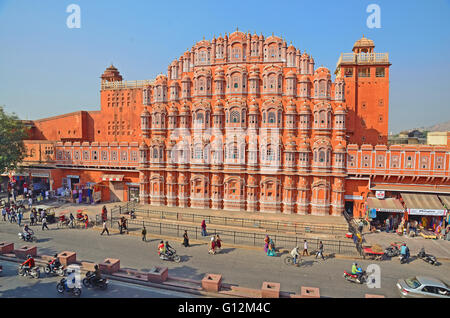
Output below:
[264,235,270,253]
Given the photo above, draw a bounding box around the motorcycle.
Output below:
[18,232,37,243]
[399,254,409,264]
[82,271,109,290]
[18,265,40,279]
[44,261,66,277]
[384,245,400,258]
[56,278,82,297]
[417,248,438,266]
[159,250,181,263]
[343,268,367,284]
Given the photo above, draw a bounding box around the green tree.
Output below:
[0,106,28,174]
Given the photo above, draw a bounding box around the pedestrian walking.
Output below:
[142,226,147,242]
[84,215,89,229]
[385,217,390,233]
[42,216,49,230]
[69,213,75,228]
[182,230,190,247]
[18,211,23,226]
[101,205,107,222]
[10,210,17,223]
[315,241,325,260]
[201,219,207,236]
[118,220,123,234]
[28,197,32,210]
[1,207,6,222]
[30,212,35,226]
[302,240,309,256]
[100,221,110,235]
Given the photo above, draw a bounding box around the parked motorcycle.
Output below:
[160,250,181,263]
[399,254,409,264]
[56,278,81,297]
[343,268,367,284]
[44,261,66,277]
[18,265,40,279]
[18,232,37,243]
[384,245,400,258]
[82,271,109,290]
[417,248,438,266]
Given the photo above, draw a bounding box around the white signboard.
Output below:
[345,195,363,201]
[375,191,385,199]
[407,209,446,216]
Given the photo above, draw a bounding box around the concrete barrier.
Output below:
[14,245,37,259]
[0,242,14,254]
[261,282,280,298]
[301,286,320,298]
[147,266,169,283]
[58,251,77,266]
[99,258,120,274]
[201,274,222,292]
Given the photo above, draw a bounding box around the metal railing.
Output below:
[107,216,359,256]
[115,205,349,236]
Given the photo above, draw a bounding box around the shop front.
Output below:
[366,196,405,231]
[102,174,125,202]
[127,183,140,203]
[401,193,447,237]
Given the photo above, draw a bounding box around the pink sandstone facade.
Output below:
[10,31,450,219]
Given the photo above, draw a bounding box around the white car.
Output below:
[397,276,450,298]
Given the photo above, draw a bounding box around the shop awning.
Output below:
[102,175,124,182]
[401,193,447,216]
[438,195,450,210]
[371,183,450,194]
[367,197,405,213]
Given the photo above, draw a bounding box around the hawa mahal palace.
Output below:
[16,30,450,219]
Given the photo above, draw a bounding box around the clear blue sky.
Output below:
[0,0,449,133]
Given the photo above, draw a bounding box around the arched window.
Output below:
[268,111,276,123]
[196,112,204,124]
[319,150,325,163]
[230,110,240,123]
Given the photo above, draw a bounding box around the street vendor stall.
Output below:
[401,193,447,239]
[366,196,405,232]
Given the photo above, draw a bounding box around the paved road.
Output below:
[0,261,196,298]
[1,221,449,298]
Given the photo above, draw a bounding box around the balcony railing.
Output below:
[101,79,155,91]
[336,52,389,68]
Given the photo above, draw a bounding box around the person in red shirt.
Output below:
[21,255,35,274]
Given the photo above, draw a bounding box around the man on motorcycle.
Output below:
[49,253,62,271]
[290,246,301,265]
[351,262,363,281]
[21,255,35,275]
[92,264,102,285]
[22,224,33,241]
[165,241,175,257]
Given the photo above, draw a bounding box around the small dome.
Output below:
[334,104,347,114]
[335,143,346,152]
[299,102,311,114]
[298,142,311,152]
[287,45,296,52]
[141,108,150,117]
[353,36,375,49]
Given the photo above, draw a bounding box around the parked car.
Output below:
[397,276,450,298]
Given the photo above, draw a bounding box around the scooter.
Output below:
[56,278,82,297]
[417,248,438,266]
[343,268,367,284]
[159,250,181,263]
